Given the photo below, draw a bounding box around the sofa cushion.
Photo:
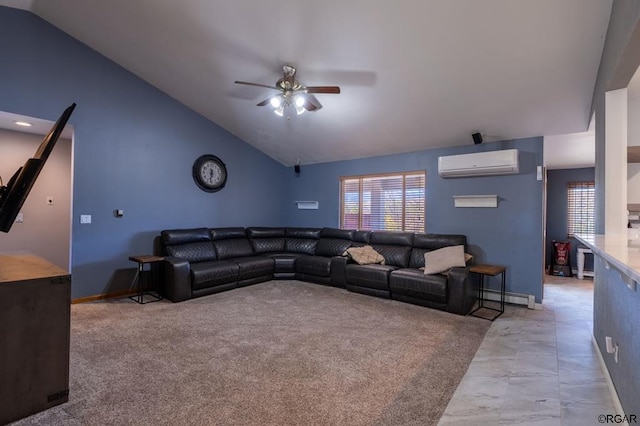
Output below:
[370,231,414,246]
[210,227,247,240]
[251,238,286,254]
[343,245,385,265]
[190,260,238,290]
[165,241,217,263]
[345,264,397,291]
[162,228,211,245]
[286,238,318,255]
[246,227,287,254]
[286,228,321,239]
[320,227,354,240]
[372,244,411,268]
[316,238,353,257]
[389,269,447,304]
[161,228,217,263]
[316,227,353,257]
[353,230,371,245]
[214,238,254,260]
[296,256,332,277]
[246,227,286,239]
[265,253,307,273]
[285,228,320,255]
[233,256,275,280]
[423,245,466,274]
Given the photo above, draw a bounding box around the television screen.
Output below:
[0,103,76,232]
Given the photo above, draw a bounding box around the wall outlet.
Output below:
[80,215,92,224]
[15,213,23,223]
[605,336,619,363]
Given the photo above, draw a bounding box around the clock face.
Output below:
[193,155,227,192]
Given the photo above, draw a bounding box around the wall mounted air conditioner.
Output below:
[438,149,519,178]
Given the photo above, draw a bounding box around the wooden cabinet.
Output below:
[0,255,71,425]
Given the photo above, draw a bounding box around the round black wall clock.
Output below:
[192,154,227,192]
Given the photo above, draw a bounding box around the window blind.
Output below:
[340,171,425,232]
[567,181,595,237]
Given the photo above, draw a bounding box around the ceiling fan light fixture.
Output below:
[294,94,306,114]
[270,96,282,108]
[235,65,340,118]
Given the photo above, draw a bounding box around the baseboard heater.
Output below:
[481,288,538,310]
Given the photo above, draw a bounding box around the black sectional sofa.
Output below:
[158,227,477,315]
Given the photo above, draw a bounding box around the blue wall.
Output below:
[546,167,595,271]
[0,6,546,303]
[593,255,640,415]
[0,7,288,298]
[286,138,545,302]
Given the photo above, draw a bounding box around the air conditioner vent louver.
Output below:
[438,149,519,178]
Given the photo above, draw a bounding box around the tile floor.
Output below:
[439,275,619,426]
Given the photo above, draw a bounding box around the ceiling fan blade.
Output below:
[304,86,341,94]
[234,80,280,91]
[256,98,272,107]
[303,94,322,111]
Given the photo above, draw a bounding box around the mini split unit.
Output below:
[438,149,519,178]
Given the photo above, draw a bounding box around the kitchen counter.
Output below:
[575,234,640,287]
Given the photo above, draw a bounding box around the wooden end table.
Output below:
[469,264,506,321]
[129,255,164,304]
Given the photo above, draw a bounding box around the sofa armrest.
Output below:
[446,266,477,315]
[329,256,349,287]
[162,256,192,302]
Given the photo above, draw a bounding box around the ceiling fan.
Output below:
[234,65,340,116]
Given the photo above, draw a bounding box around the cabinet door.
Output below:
[0,274,71,425]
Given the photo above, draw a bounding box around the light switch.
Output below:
[80,215,91,224]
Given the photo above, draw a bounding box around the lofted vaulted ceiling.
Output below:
[0,0,612,166]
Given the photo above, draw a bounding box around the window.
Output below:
[340,171,425,232]
[567,181,595,236]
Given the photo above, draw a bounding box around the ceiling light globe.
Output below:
[270,96,282,108]
[295,96,305,107]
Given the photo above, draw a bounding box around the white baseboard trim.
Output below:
[481,289,541,310]
[592,335,627,422]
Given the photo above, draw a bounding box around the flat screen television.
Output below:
[0,103,76,233]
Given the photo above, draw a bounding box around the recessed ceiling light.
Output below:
[14,121,32,127]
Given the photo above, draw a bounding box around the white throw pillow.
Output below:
[423,245,466,275]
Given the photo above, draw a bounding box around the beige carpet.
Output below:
[12,281,490,426]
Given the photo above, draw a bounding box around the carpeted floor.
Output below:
[12,281,490,426]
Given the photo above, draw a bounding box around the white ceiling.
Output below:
[0,0,613,166]
[0,110,74,139]
[544,130,595,170]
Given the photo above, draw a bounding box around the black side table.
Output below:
[469,264,506,321]
[129,255,164,304]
